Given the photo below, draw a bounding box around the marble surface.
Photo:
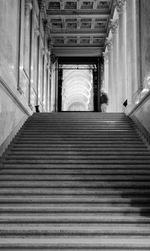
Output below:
[0,84,28,149]
[134,95,150,134]
[0,0,20,85]
[140,0,150,86]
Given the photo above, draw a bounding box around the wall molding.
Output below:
[0,114,28,158]
[126,91,150,116]
[130,114,150,148]
[0,76,32,116]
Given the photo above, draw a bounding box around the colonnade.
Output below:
[103,0,140,112]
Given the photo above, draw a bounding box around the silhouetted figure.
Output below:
[100,91,108,112]
[123,99,128,107]
[35,105,40,113]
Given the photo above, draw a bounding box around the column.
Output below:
[24,0,33,103]
[18,0,33,96]
[109,18,119,112]
[116,0,128,109]
[50,54,57,112]
[105,38,113,112]
[103,50,109,94]
[126,0,139,104]
[97,57,101,112]
[46,51,51,112]
[33,27,40,107]
[24,0,32,75]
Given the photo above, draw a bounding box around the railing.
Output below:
[126,82,150,116]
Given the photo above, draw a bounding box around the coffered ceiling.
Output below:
[39,0,113,57]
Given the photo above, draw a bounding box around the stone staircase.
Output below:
[0,112,150,250]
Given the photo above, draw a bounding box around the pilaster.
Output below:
[103,51,109,94]
[109,18,119,111]
[105,37,113,112]
[117,0,128,110]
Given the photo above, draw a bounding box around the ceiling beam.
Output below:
[53,45,104,48]
[52,47,103,57]
[51,32,105,36]
[47,12,109,18]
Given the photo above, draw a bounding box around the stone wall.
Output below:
[0,82,28,156]
[126,0,150,135]
[0,0,52,156]
[131,94,150,135]
[140,0,150,87]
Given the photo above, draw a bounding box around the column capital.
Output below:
[51,53,57,64]
[114,0,127,14]
[109,19,119,34]
[25,0,33,14]
[48,38,53,51]
[103,51,109,63]
[38,0,46,12]
[105,38,113,51]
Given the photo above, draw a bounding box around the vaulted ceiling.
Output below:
[39,0,114,57]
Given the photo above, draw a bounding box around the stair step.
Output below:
[0,249,146,251]
[21,126,135,129]
[0,211,140,217]
[12,145,146,150]
[16,136,141,140]
[1,168,150,176]
[1,174,150,180]
[8,151,148,156]
[1,180,150,188]
[4,160,150,164]
[0,187,150,195]
[22,131,137,135]
[1,112,150,250]
[8,147,149,153]
[20,127,133,131]
[14,143,145,147]
[3,164,150,168]
[1,225,150,236]
[5,156,150,161]
[0,204,143,213]
[0,214,149,223]
[19,136,140,140]
[2,169,150,175]
[0,197,149,205]
[0,195,140,202]
[1,237,150,249]
[11,146,147,150]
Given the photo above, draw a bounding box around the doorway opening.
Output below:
[57,57,102,112]
[61,64,94,111]
[58,64,98,111]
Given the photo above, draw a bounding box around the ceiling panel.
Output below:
[39,0,113,56]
